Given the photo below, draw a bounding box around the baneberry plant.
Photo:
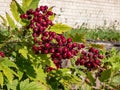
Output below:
[0,0,120,90]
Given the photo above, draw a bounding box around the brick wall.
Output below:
[0,0,120,29]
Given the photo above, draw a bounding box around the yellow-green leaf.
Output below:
[6,12,16,28]
[22,0,39,11]
[35,68,47,84]
[50,60,57,69]
[10,0,20,22]
[2,58,18,69]
[99,69,112,82]
[20,79,42,90]
[3,66,14,84]
[18,70,24,80]
[19,46,28,59]
[22,0,33,11]
[89,43,104,50]
[0,15,7,26]
[49,13,55,21]
[48,6,55,21]
[14,0,24,14]
[0,72,4,87]
[70,33,86,43]
[50,23,72,34]
[28,0,40,10]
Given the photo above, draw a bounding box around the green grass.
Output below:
[64,27,120,42]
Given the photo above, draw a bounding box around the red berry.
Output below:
[34,37,38,43]
[67,51,72,58]
[63,47,68,52]
[95,59,101,65]
[41,36,46,41]
[55,53,61,57]
[72,43,77,48]
[93,55,97,59]
[95,49,99,54]
[58,47,63,53]
[49,48,55,53]
[98,55,104,59]
[43,31,49,37]
[58,41,63,46]
[23,14,28,18]
[47,11,53,15]
[80,60,85,65]
[67,38,72,43]
[32,45,39,53]
[89,47,95,53]
[67,43,73,49]
[81,44,85,48]
[46,66,55,72]
[36,8,40,12]
[85,62,92,68]
[81,50,86,55]
[44,5,48,10]
[88,52,93,58]
[83,56,87,60]
[27,9,34,14]
[77,58,81,62]
[45,43,50,48]
[63,53,67,59]
[43,50,49,54]
[0,52,5,57]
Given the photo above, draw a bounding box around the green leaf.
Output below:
[60,73,82,90]
[28,0,40,10]
[18,70,24,80]
[83,82,92,90]
[0,15,7,26]
[22,0,32,11]
[86,72,96,86]
[16,56,36,78]
[0,57,5,63]
[6,12,16,28]
[10,0,20,22]
[49,13,55,21]
[89,43,104,50]
[22,0,39,11]
[0,59,18,84]
[14,0,24,14]
[70,33,86,43]
[6,79,19,90]
[3,66,14,84]
[112,75,120,85]
[20,79,29,90]
[38,83,47,90]
[10,0,24,25]
[0,65,3,70]
[35,67,47,84]
[50,59,57,69]
[99,69,112,82]
[19,46,28,59]
[0,72,4,87]
[2,58,18,69]
[39,54,51,68]
[50,23,72,34]
[20,79,41,90]
[48,6,55,21]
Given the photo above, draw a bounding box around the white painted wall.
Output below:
[0,0,120,29]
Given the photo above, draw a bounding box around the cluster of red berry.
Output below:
[20,5,54,38]
[20,5,104,71]
[76,47,104,70]
[32,31,85,69]
[0,51,5,58]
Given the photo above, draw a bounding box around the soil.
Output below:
[87,40,120,51]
